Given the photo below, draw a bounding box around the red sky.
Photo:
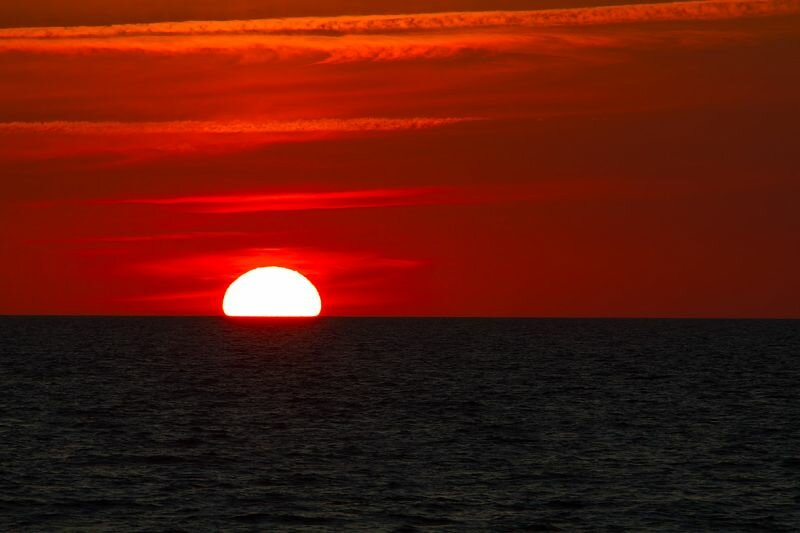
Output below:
[1,0,799,317]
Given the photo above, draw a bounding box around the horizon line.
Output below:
[0,314,797,320]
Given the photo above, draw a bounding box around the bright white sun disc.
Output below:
[223,267,322,317]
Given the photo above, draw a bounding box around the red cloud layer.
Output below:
[0,118,471,134]
[99,187,462,214]
[2,0,796,39]
[0,0,795,61]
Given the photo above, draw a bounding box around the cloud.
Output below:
[0,117,472,135]
[1,0,796,39]
[0,0,794,60]
[0,118,475,161]
[86,178,677,215]
[0,31,557,62]
[95,187,466,214]
[25,231,246,246]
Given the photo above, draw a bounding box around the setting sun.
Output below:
[222,267,322,317]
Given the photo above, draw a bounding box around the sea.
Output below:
[1,317,799,531]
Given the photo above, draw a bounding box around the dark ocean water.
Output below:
[1,317,799,532]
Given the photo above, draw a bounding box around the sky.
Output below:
[0,0,798,317]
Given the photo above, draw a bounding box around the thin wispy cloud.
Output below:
[1,0,795,39]
[0,118,476,161]
[25,231,247,246]
[0,31,572,61]
[86,179,677,215]
[0,0,794,60]
[97,187,463,214]
[0,118,473,135]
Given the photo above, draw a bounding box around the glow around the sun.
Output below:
[222,267,322,317]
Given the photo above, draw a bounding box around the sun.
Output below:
[222,266,322,317]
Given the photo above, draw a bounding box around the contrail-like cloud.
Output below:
[0,0,796,40]
[88,179,660,215]
[95,187,464,214]
[0,31,564,61]
[0,118,478,161]
[0,0,795,59]
[0,118,472,135]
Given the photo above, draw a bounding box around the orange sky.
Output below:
[1,0,799,317]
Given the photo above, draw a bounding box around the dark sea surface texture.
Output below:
[1,317,799,531]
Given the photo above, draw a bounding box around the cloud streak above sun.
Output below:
[98,188,462,214]
[0,118,475,160]
[2,0,797,38]
[0,0,795,61]
[0,118,473,135]
[82,179,671,215]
